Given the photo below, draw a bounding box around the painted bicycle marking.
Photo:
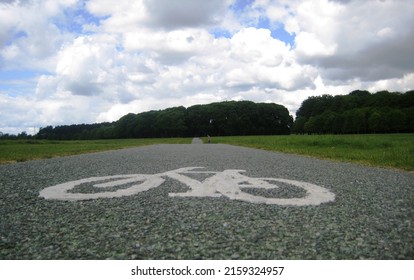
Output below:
[39,167,335,206]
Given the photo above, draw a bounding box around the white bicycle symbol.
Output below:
[39,167,335,206]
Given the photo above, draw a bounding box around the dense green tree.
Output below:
[154,107,187,137]
[33,90,413,139]
[368,111,383,133]
[386,109,406,133]
[292,117,306,134]
[304,117,317,134]
[322,112,337,134]
[294,90,413,134]
[35,101,292,139]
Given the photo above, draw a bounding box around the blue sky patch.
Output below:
[52,3,105,35]
[210,28,233,39]
[231,0,255,12]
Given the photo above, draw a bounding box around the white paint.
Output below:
[39,175,165,201]
[39,167,335,206]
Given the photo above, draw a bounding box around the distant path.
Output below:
[0,143,413,259]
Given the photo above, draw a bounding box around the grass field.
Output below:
[206,134,414,171]
[0,138,190,164]
[1,134,413,171]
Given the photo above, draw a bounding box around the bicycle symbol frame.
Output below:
[39,167,335,206]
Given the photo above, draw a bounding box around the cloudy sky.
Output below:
[1,0,413,135]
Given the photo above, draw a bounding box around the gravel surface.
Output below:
[1,142,413,259]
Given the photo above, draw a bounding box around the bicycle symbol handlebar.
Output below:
[39,167,335,206]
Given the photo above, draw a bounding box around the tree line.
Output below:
[292,90,414,134]
[34,101,293,140]
[2,90,413,140]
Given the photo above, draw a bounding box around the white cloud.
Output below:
[0,0,78,70]
[294,32,337,57]
[0,94,37,134]
[144,0,230,29]
[123,28,214,65]
[291,0,414,81]
[230,28,286,66]
[224,27,317,90]
[367,73,414,94]
[1,0,413,134]
[55,35,119,96]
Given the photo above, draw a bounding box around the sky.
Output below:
[1,0,414,135]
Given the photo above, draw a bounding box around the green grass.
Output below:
[206,134,414,171]
[1,135,413,171]
[0,138,191,164]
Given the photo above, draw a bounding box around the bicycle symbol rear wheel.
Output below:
[39,174,164,201]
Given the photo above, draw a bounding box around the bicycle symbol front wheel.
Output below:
[224,178,335,206]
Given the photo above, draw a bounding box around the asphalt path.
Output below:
[0,140,413,259]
